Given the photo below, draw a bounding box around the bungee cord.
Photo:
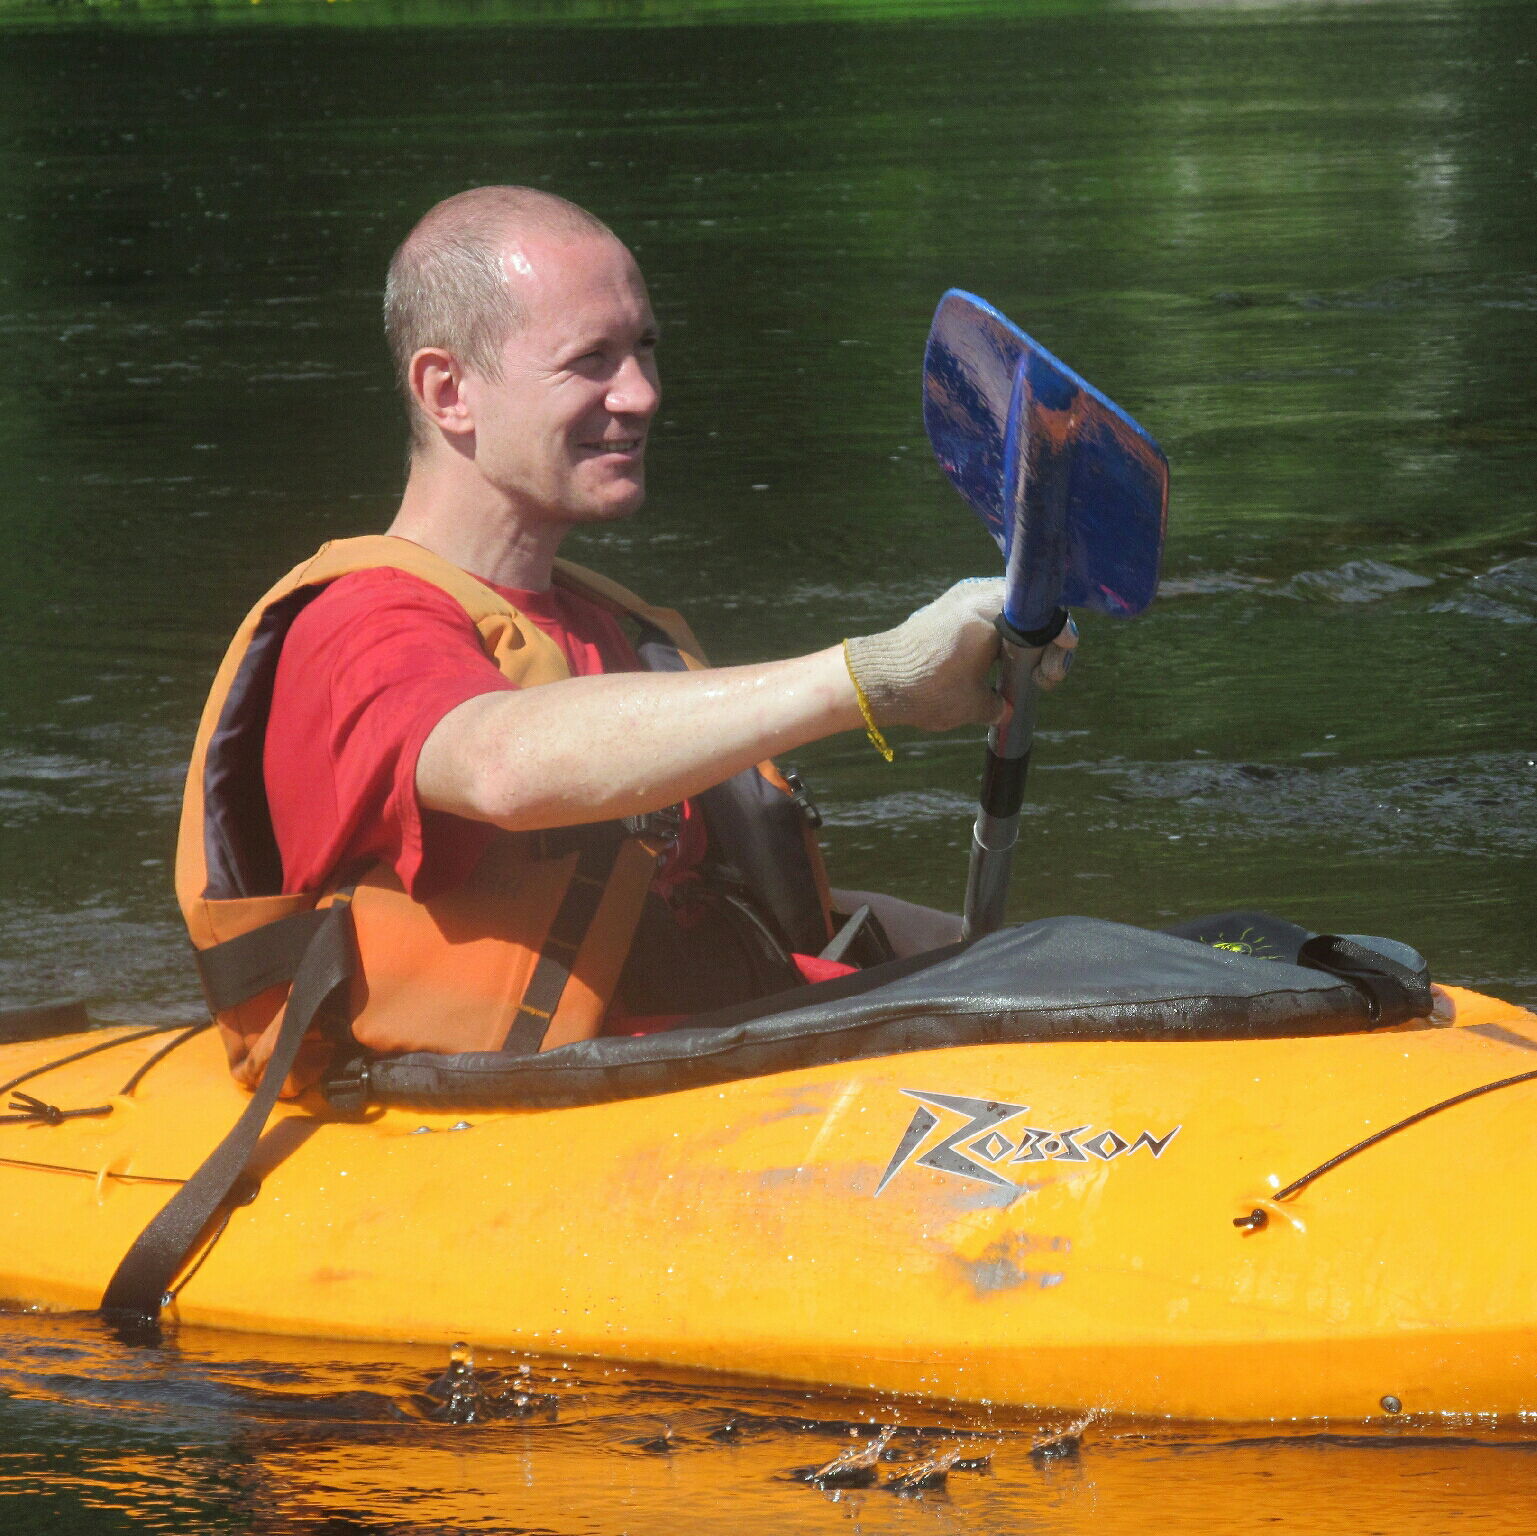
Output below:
[1235,1066,1537,1230]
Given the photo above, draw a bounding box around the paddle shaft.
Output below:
[961,612,1061,941]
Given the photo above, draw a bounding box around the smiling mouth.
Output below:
[584,437,644,456]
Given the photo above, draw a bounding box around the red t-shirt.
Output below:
[263,564,853,1020]
[264,566,704,899]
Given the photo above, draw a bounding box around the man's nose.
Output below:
[607,353,660,418]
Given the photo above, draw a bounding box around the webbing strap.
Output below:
[1296,933,1427,1022]
[517,811,678,862]
[194,908,332,1013]
[100,899,356,1327]
[501,838,617,1055]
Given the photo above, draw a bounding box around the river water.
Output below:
[0,0,1534,1529]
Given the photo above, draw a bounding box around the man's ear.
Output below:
[410,347,474,439]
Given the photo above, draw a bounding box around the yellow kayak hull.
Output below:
[3,985,1535,1421]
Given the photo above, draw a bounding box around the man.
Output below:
[180,186,1076,1088]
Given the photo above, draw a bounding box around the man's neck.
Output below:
[388,452,567,592]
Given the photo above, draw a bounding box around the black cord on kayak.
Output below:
[0,1023,190,1100]
[117,1021,212,1096]
[1,1092,113,1126]
[164,1196,251,1305]
[0,1154,184,1186]
[1234,1066,1537,1230]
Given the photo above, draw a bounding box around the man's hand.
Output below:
[844,579,1081,731]
[1032,615,1079,691]
[844,578,1006,731]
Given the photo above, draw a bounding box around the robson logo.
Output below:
[873,1089,1181,1197]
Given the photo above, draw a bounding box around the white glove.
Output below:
[845,579,1079,733]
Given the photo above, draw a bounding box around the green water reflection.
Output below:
[0,0,1532,1016]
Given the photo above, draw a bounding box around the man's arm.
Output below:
[418,645,861,831]
[417,578,1077,834]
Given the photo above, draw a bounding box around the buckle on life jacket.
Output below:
[783,771,822,829]
[520,807,682,863]
[623,803,683,856]
[321,1053,372,1113]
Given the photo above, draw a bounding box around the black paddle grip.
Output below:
[980,748,1031,819]
[998,607,1069,650]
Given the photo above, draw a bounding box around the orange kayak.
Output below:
[2,971,1534,1422]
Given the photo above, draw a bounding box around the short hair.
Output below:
[383,186,614,449]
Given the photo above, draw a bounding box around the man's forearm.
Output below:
[417,645,863,831]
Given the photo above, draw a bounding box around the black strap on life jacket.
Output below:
[193,907,338,1016]
[100,895,358,1329]
[501,815,681,1051]
[195,813,675,1056]
[502,833,621,1053]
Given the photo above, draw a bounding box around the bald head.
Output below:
[384,186,617,449]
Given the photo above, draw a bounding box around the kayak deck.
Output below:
[2,985,1535,1421]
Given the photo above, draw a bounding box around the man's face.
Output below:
[462,231,660,526]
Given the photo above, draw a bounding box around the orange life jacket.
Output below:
[177,535,833,1092]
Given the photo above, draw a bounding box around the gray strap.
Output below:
[194,908,332,1014]
[101,899,356,1327]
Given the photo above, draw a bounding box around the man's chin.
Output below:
[566,476,646,524]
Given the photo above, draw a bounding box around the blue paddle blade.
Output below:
[923,289,1169,633]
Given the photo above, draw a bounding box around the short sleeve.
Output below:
[264,568,515,898]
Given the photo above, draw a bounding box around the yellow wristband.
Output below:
[842,639,894,763]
